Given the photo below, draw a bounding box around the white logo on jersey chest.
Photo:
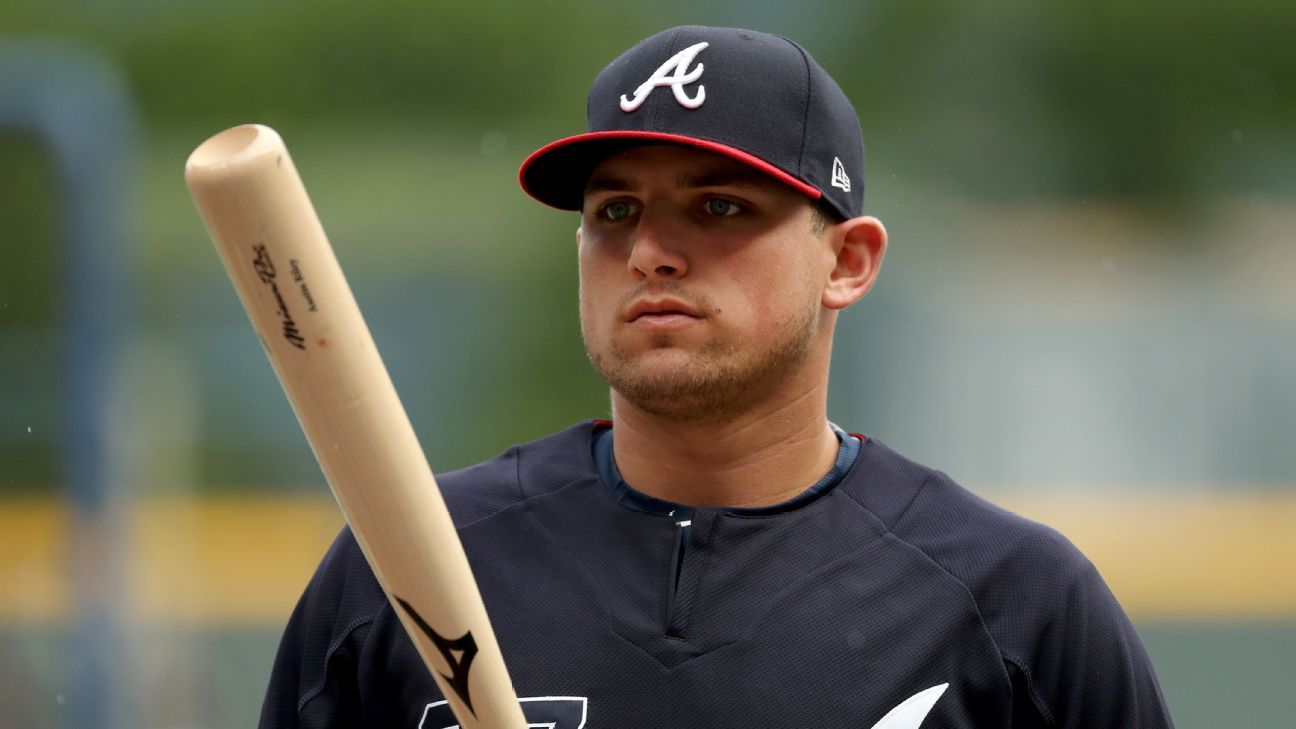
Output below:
[868,683,949,729]
[620,41,709,112]
[418,695,587,729]
[416,684,945,728]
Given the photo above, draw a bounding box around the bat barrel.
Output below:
[187,123,277,170]
[185,124,525,729]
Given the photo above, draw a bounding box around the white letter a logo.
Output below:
[620,41,709,112]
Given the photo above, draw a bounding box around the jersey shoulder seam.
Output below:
[837,474,996,633]
[836,473,1018,698]
[439,422,599,529]
[434,444,527,531]
[1002,651,1058,727]
[843,468,1065,725]
[888,469,937,531]
[297,614,375,716]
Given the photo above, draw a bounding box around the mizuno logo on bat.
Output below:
[250,244,306,350]
[396,596,480,716]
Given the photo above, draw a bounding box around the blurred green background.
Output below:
[1,1,1293,727]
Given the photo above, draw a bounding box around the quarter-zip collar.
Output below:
[591,423,861,516]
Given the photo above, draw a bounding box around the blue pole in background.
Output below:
[0,39,136,729]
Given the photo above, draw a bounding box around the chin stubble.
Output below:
[585,302,820,424]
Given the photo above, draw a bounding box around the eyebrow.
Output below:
[677,169,772,189]
[585,166,774,196]
[584,175,634,195]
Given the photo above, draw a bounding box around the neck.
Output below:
[609,365,839,509]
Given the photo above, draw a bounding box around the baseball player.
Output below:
[259,26,1175,728]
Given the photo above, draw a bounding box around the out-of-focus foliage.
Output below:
[0,0,656,128]
[0,134,59,490]
[0,134,57,327]
[2,0,1292,202]
[2,4,1293,727]
[2,0,1294,486]
[857,0,1295,199]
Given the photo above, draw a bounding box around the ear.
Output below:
[822,216,887,310]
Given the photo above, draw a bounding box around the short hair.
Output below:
[810,197,843,236]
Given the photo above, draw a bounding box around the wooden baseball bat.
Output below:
[185,124,526,729]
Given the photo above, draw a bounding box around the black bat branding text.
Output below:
[251,244,307,350]
[289,258,318,312]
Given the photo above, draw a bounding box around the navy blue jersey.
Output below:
[260,421,1174,728]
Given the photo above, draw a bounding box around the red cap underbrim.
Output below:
[518,131,823,212]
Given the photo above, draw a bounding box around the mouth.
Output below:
[630,312,700,331]
[625,298,704,323]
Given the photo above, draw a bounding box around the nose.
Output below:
[626,209,688,279]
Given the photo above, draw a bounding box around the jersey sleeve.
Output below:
[856,442,1177,728]
[258,527,388,729]
[906,488,1175,728]
[1000,544,1176,729]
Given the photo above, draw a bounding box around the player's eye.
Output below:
[704,198,742,217]
[600,200,638,222]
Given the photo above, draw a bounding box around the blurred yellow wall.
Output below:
[2,491,1293,625]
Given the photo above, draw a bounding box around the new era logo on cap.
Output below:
[519,26,866,220]
[831,157,851,192]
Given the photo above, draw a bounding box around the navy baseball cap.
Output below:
[519,25,865,220]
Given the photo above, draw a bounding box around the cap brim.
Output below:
[518,131,823,211]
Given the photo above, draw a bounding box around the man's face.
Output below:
[577,144,837,422]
